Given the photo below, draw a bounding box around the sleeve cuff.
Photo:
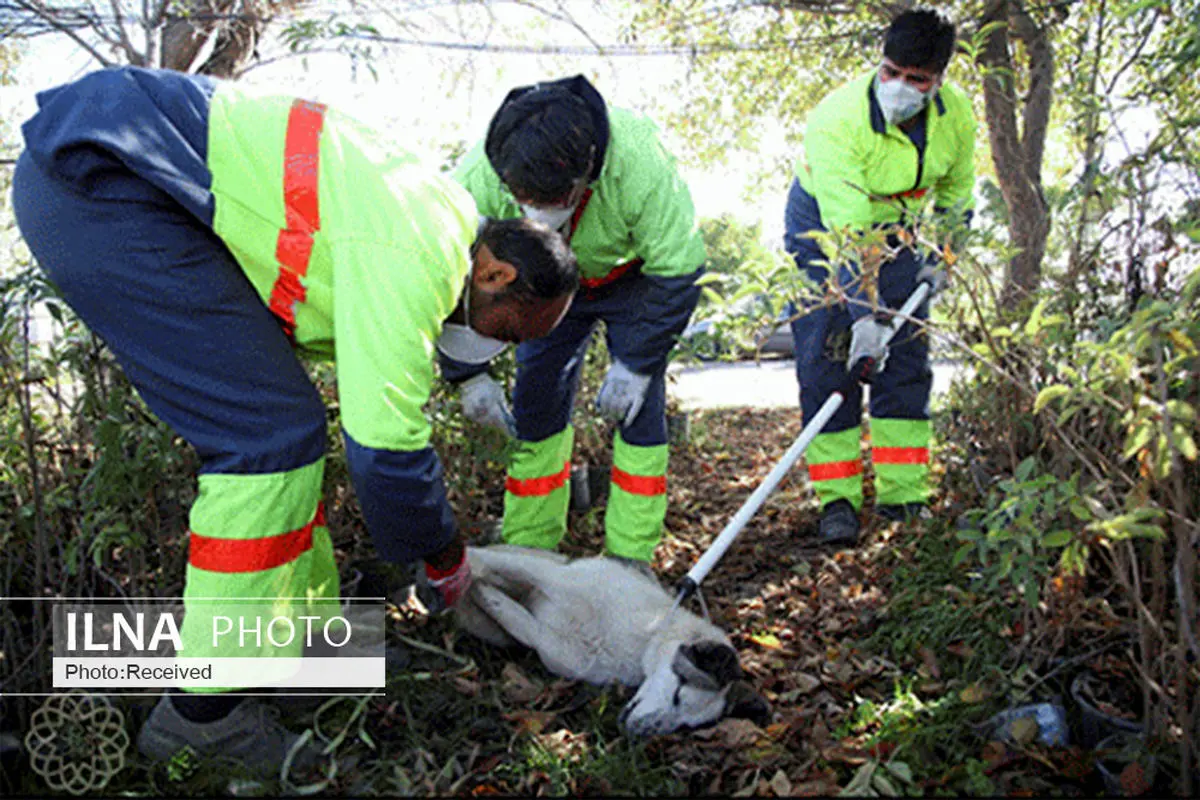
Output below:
[344,432,457,564]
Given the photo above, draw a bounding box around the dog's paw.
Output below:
[454,583,517,648]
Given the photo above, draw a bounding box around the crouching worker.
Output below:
[12,66,577,778]
[448,75,706,575]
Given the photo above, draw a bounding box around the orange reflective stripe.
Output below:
[580,258,644,290]
[189,503,325,573]
[268,99,326,339]
[888,187,929,201]
[611,466,666,496]
[809,459,863,482]
[505,462,570,497]
[874,447,929,465]
[566,188,643,292]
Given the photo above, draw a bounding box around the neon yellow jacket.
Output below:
[795,72,976,230]
[454,107,706,284]
[206,84,478,453]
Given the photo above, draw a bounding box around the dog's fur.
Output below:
[455,545,768,737]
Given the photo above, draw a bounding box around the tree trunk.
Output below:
[978,0,1053,315]
[160,0,284,78]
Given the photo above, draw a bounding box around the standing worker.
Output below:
[785,8,976,545]
[449,76,706,573]
[12,66,577,776]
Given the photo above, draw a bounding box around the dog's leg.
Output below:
[469,548,575,593]
[472,584,549,650]
[473,584,593,681]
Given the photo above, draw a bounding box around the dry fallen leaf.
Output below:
[501,709,556,735]
[751,632,783,650]
[946,641,975,659]
[919,646,942,679]
[534,729,588,762]
[694,717,764,749]
[1010,717,1040,745]
[960,684,989,704]
[501,662,543,705]
[769,769,792,796]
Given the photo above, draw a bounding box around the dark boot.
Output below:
[818,500,860,546]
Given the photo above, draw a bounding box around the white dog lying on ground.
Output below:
[454,545,770,737]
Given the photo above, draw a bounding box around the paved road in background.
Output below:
[666,358,965,411]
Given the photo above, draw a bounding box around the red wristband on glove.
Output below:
[425,549,472,609]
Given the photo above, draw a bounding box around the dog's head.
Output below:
[617,639,769,737]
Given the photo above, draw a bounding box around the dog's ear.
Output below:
[674,641,743,690]
[725,680,772,726]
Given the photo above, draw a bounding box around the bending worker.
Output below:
[448,75,706,573]
[13,66,577,776]
[785,8,976,545]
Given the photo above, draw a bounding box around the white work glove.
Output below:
[595,359,652,428]
[847,315,894,382]
[459,374,516,437]
[916,264,946,297]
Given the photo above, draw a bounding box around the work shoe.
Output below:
[877,502,929,523]
[608,555,659,584]
[818,500,860,546]
[137,694,323,780]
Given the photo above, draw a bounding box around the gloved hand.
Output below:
[423,540,472,611]
[916,264,946,297]
[594,359,652,427]
[847,314,894,383]
[459,373,516,437]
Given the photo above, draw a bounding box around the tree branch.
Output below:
[12,0,115,65]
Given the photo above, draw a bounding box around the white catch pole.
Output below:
[672,280,931,605]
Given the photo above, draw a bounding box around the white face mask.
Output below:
[874,72,935,125]
[520,203,575,231]
[435,268,511,365]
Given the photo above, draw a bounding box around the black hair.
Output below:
[484,86,597,205]
[884,8,957,74]
[478,217,579,301]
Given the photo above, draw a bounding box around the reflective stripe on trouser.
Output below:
[605,432,668,561]
[502,428,574,550]
[12,154,336,693]
[505,275,673,557]
[805,426,864,511]
[872,417,931,506]
[786,178,933,512]
[181,458,340,691]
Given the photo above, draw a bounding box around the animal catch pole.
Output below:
[669,280,933,612]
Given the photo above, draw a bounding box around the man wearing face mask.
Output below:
[784,8,976,546]
[449,75,706,574]
[12,66,577,776]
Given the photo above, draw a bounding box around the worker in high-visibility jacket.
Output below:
[447,76,706,572]
[12,66,577,776]
[785,8,976,545]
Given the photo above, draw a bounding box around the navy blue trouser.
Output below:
[12,153,327,474]
[513,276,668,446]
[13,153,340,676]
[502,275,672,561]
[784,179,932,430]
[784,178,933,510]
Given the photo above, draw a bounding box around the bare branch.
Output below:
[11,0,115,65]
[106,0,145,64]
